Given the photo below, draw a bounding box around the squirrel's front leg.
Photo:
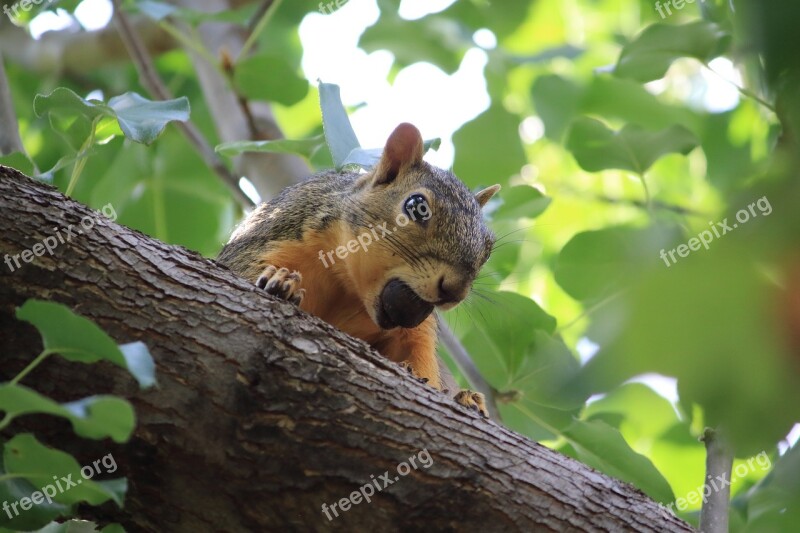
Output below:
[381,316,488,418]
[380,315,441,389]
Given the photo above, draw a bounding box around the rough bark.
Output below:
[0,166,692,532]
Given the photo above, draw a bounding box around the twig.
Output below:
[436,315,501,420]
[699,428,733,533]
[238,0,282,62]
[110,0,253,208]
[0,53,28,159]
[560,185,708,217]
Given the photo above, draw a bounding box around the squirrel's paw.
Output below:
[399,362,429,385]
[454,390,488,418]
[256,266,305,306]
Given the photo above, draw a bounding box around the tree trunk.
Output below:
[0,166,692,532]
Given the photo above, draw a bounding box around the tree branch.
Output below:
[699,428,734,533]
[110,0,253,209]
[436,314,500,420]
[171,0,310,200]
[0,54,26,157]
[0,166,693,532]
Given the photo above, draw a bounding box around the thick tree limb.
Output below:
[0,166,692,532]
[0,17,176,75]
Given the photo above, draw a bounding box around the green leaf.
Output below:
[234,53,309,106]
[62,396,136,443]
[450,291,557,389]
[33,88,188,147]
[33,88,111,123]
[0,384,135,442]
[508,332,581,407]
[0,470,71,530]
[532,75,703,142]
[584,384,678,442]
[107,93,190,145]
[319,82,361,170]
[215,136,327,159]
[493,186,551,220]
[562,419,675,504]
[531,75,584,141]
[16,300,156,389]
[359,3,466,74]
[85,130,235,257]
[554,226,677,303]
[453,106,526,189]
[33,88,112,151]
[566,117,699,174]
[3,434,126,507]
[581,246,800,455]
[614,21,731,82]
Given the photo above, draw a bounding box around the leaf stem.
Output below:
[705,63,775,112]
[158,20,220,72]
[238,0,283,62]
[638,172,652,212]
[556,290,624,334]
[0,473,34,483]
[65,116,100,197]
[10,349,55,386]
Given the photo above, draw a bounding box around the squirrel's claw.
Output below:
[256,266,304,305]
[399,361,429,385]
[454,390,489,418]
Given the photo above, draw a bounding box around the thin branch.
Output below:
[436,314,501,420]
[560,185,708,217]
[0,54,27,156]
[238,0,282,62]
[705,62,775,112]
[699,428,734,533]
[110,0,254,208]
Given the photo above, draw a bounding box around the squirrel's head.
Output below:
[345,123,500,330]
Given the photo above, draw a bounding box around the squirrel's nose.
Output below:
[437,275,466,304]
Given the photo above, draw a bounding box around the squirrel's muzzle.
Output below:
[377,279,434,329]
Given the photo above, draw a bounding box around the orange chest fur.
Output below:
[256,224,441,389]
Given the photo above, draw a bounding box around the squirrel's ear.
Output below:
[475,184,501,208]
[372,123,424,185]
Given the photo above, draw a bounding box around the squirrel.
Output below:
[218,123,500,416]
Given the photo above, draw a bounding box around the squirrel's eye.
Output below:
[403,194,430,223]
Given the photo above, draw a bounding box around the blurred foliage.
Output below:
[0,301,155,530]
[2,0,799,529]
